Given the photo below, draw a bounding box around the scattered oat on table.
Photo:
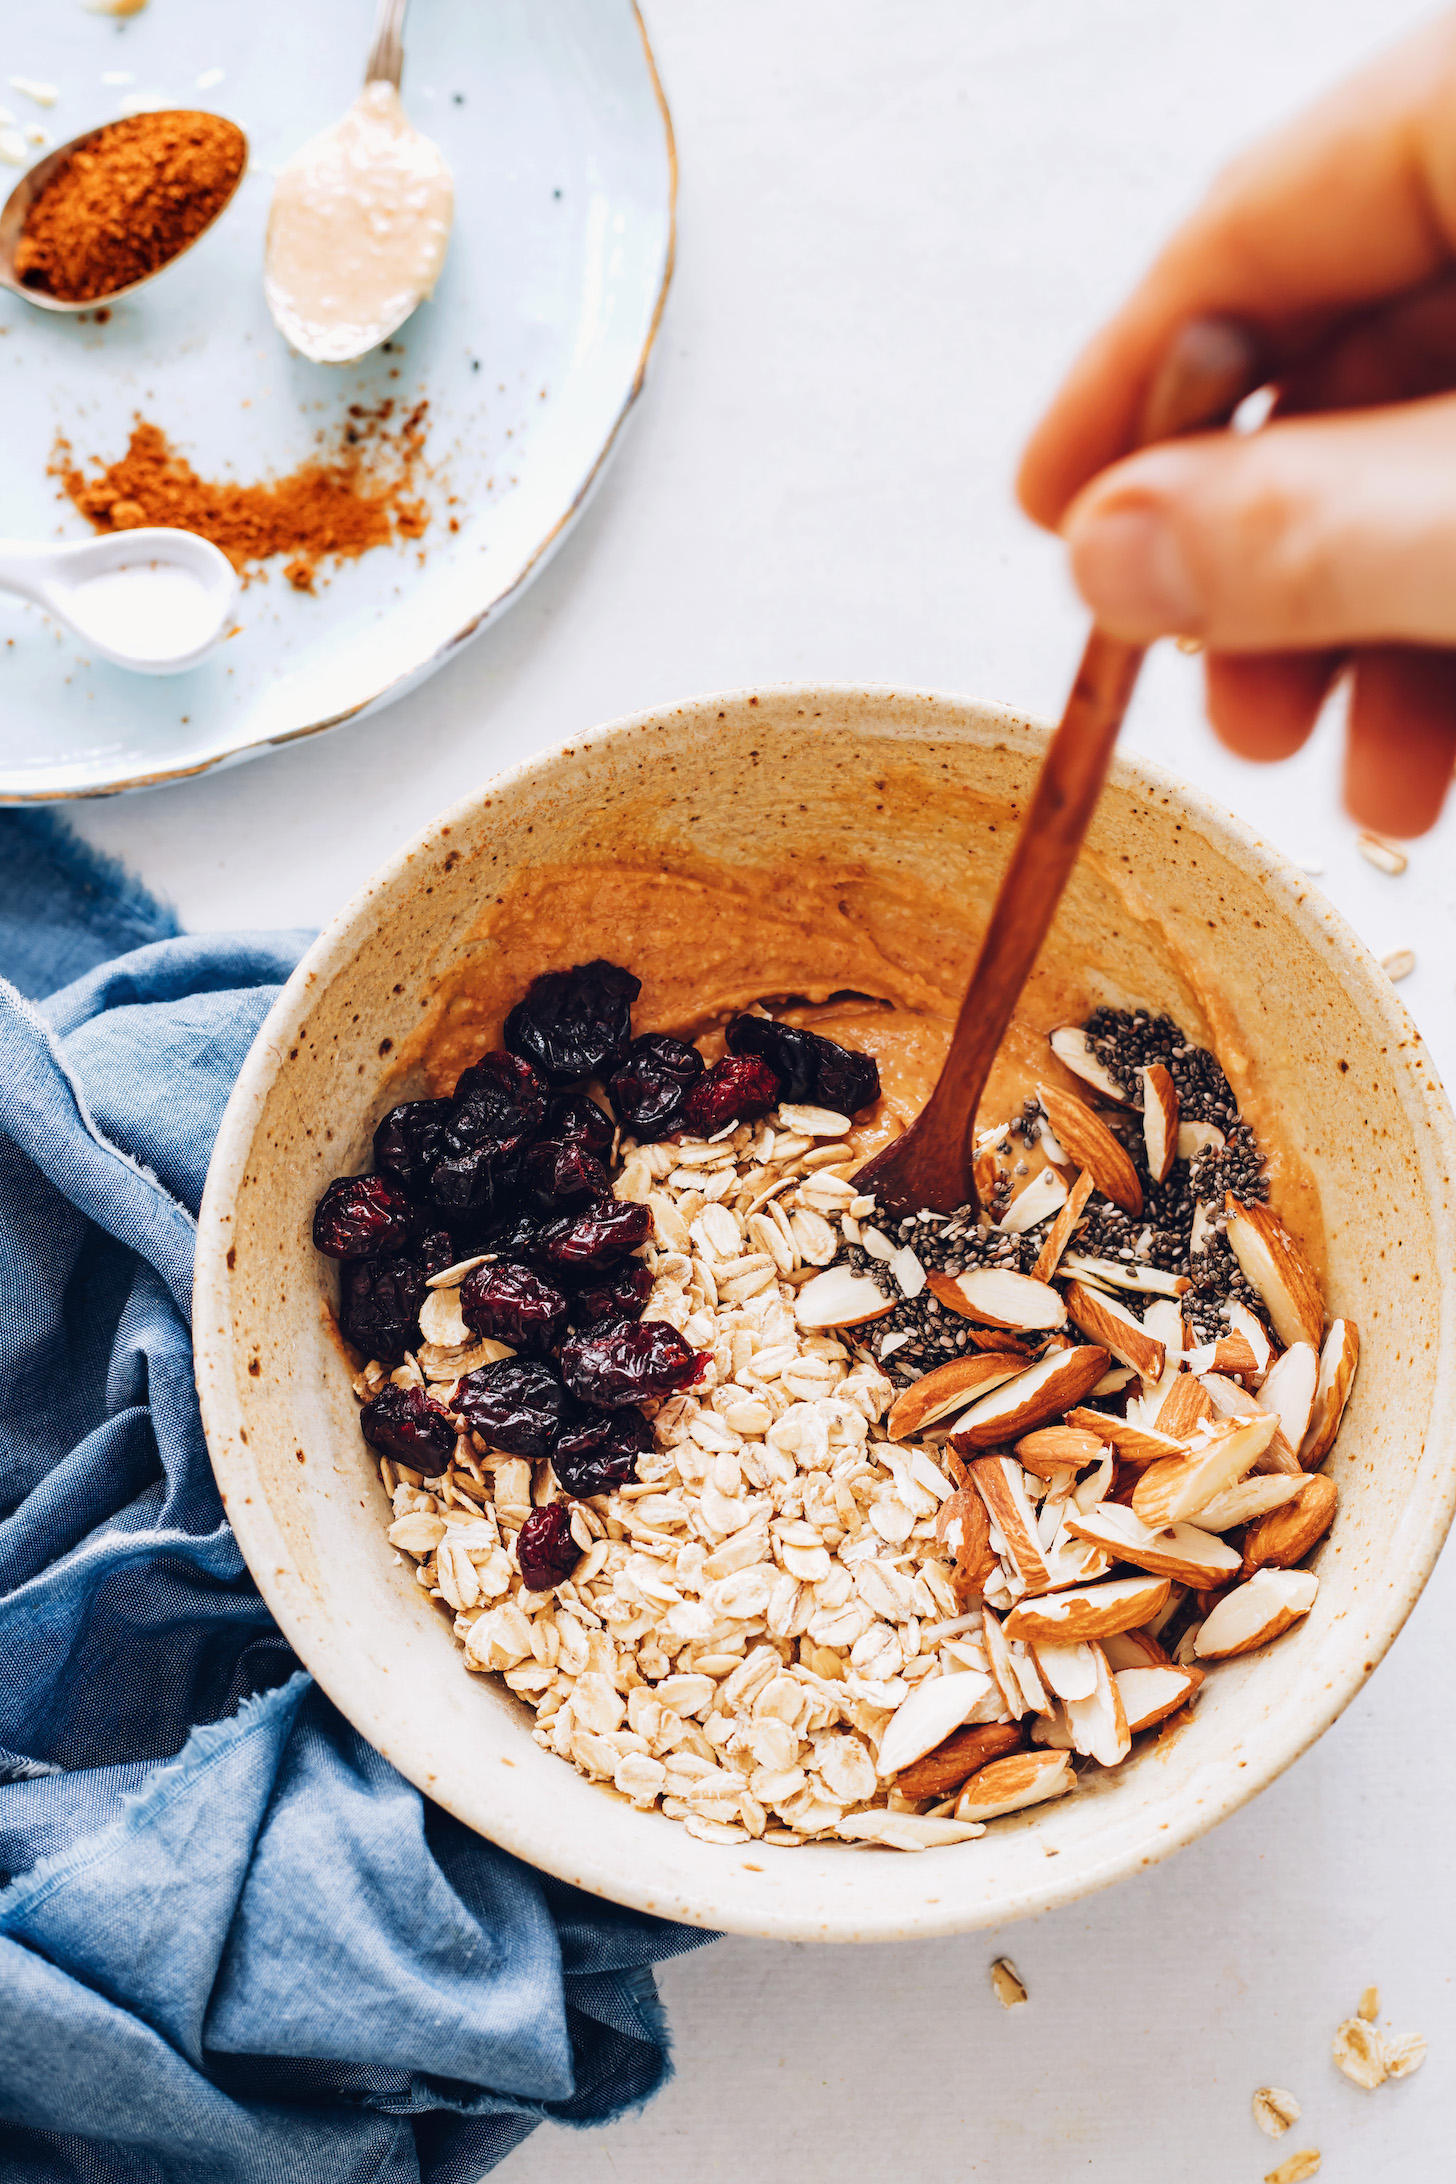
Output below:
[989,1957,1027,2008]
[1332,2016,1387,2089]
[1380,949,1415,982]
[1382,2030,1427,2080]
[1265,2153,1321,2184]
[1358,832,1408,875]
[1252,2086,1301,2138]
[1357,1985,1379,2022]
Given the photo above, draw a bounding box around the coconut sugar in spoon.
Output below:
[855,318,1265,1218]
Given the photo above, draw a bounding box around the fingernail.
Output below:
[1065,499,1202,637]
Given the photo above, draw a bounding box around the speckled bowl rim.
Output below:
[195,683,1456,1941]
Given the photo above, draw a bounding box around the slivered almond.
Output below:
[887,1354,1025,1440]
[1194,1568,1317,1659]
[1115,1662,1203,1733]
[1102,1627,1172,1670]
[1064,1642,1131,1765]
[1063,1281,1166,1381]
[968,1456,1051,1593]
[1031,1167,1095,1283]
[1184,1331,1260,1379]
[953,1747,1075,1821]
[973,1146,999,1203]
[1004,1573,1171,1645]
[1048,1025,1136,1106]
[981,1604,1026,1718]
[1242,1472,1337,1577]
[1058,1251,1190,1297]
[936,1486,998,1592]
[1199,1372,1302,1472]
[1016,1425,1108,1477]
[1259,1341,1319,1459]
[1225,1198,1324,1351]
[1154,1373,1215,1440]
[969,1325,1043,1356]
[926,1266,1067,1331]
[876,1669,996,1777]
[1065,1501,1241,1588]
[1037,1084,1143,1215]
[998,1164,1068,1234]
[1300,1319,1359,1466]
[1227,1299,1273,1379]
[794,1265,894,1329]
[1178,1119,1225,1161]
[891,1721,1023,1798]
[1065,1407,1187,1466]
[1189,1472,1306,1531]
[1140,1064,1179,1184]
[948,1346,1110,1452]
[1131,1413,1278,1526]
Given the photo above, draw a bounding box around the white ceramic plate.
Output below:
[0,0,673,801]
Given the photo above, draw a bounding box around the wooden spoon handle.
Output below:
[857,317,1265,1215]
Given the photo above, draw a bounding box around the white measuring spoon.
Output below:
[0,528,237,674]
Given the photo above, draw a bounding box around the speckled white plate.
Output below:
[0,0,673,801]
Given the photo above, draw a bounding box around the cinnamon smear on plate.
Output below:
[52,402,432,589]
[15,112,246,303]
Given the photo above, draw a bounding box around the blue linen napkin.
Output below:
[0,814,710,2183]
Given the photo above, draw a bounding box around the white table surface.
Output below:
[67,2,1453,2175]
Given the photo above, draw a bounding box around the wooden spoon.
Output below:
[855,316,1264,1217]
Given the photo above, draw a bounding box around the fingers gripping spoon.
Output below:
[854,318,1265,1218]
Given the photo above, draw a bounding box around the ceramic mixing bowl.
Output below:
[195,685,1456,1941]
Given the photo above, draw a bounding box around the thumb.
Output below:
[1061,392,1456,650]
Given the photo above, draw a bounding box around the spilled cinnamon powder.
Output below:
[53,400,431,587]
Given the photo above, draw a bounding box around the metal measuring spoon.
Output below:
[0,112,248,313]
[0,528,238,673]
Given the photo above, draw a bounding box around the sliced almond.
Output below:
[981,1604,1027,1718]
[1199,1372,1302,1473]
[1188,1472,1306,1532]
[837,1810,986,1848]
[1004,1573,1171,1645]
[887,1354,1025,1440]
[794,1265,894,1330]
[1030,1167,1095,1284]
[1155,1373,1215,1440]
[968,1457,1051,1594]
[1115,1662,1203,1733]
[998,1164,1068,1234]
[926,1266,1067,1331]
[1131,1413,1277,1526]
[1259,1341,1319,1460]
[1300,1319,1359,1467]
[1227,1299,1273,1379]
[1059,1251,1190,1298]
[1091,1365,1137,1397]
[949,1346,1111,1453]
[1140,1063,1179,1185]
[1032,1638,1100,1702]
[1193,1568,1317,1659]
[1015,1425,1108,1477]
[1037,1084,1143,1215]
[1183,1331,1261,1380]
[1048,1025,1135,1106]
[1064,1642,1131,1765]
[1064,1406,1187,1467]
[1225,1198,1324,1351]
[1063,1281,1166,1381]
[936,1485,998,1593]
[1242,1472,1337,1577]
[953,1747,1075,1822]
[891,1721,1024,1798]
[875,1669,996,1777]
[969,1325,1043,1356]
[1177,1119,1225,1161]
[1065,1501,1241,1588]
[1102,1627,1172,1670]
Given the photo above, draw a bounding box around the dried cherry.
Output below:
[359,1383,456,1476]
[339,1253,427,1364]
[372,1100,453,1197]
[560,1319,708,1408]
[726,1014,880,1115]
[516,1503,579,1592]
[523,1138,611,1209]
[568,1258,654,1327]
[545,1092,614,1158]
[530,1198,652,1274]
[459,1259,571,1353]
[680,1054,780,1136]
[313,1174,416,1260]
[551,1404,652,1495]
[429,1050,546,1214]
[608,1033,705,1141]
[454,1358,567,1460]
[503,959,640,1084]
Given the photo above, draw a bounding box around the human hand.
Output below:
[1018,15,1456,836]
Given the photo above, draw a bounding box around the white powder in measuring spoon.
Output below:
[66,562,224,665]
[264,80,454,365]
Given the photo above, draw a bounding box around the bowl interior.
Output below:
[196,685,1456,1941]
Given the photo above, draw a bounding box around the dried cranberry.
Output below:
[608,1033,705,1141]
[523,1138,611,1209]
[313,1174,416,1259]
[545,1092,614,1158]
[417,1228,458,1279]
[560,1320,708,1408]
[504,960,640,1085]
[372,1100,453,1197]
[359,1383,456,1476]
[455,1358,567,1460]
[681,1054,780,1136]
[726,1015,880,1116]
[459,1260,571,1353]
[569,1258,653,1327]
[339,1252,427,1364]
[517,1503,580,1592]
[429,1051,546,1214]
[530,1198,652,1274]
[552,1404,652,1495]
